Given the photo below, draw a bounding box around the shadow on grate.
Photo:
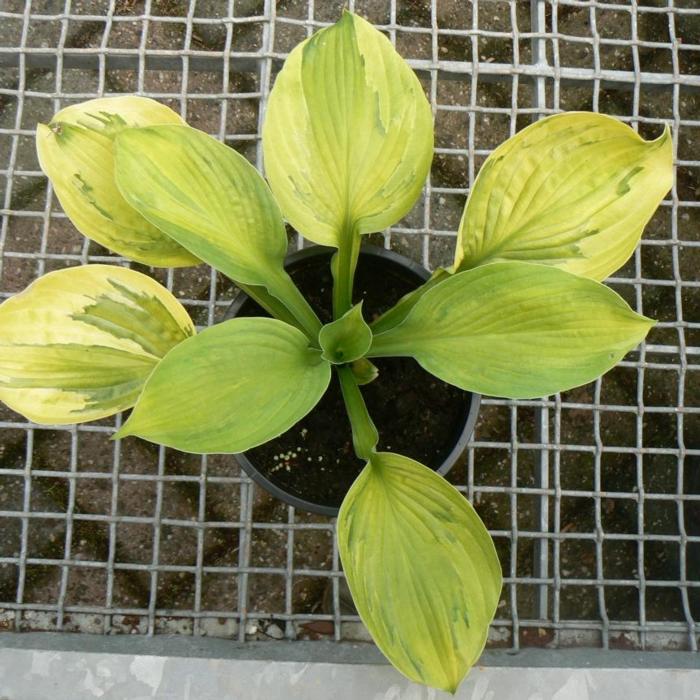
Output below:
[0,0,698,653]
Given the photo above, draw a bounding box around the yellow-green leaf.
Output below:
[116,317,331,453]
[369,262,654,399]
[350,357,379,385]
[113,124,322,339]
[0,264,195,424]
[36,96,199,267]
[454,112,673,281]
[114,124,288,288]
[337,452,502,693]
[318,302,372,364]
[263,11,433,246]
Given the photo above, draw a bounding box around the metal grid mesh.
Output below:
[0,0,698,653]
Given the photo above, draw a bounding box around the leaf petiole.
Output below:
[264,269,323,341]
[370,267,450,335]
[331,224,362,320]
[237,281,309,333]
[337,364,378,461]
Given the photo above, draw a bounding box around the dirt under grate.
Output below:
[0,0,698,652]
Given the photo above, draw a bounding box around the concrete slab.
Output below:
[0,636,699,700]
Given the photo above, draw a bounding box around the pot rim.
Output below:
[227,244,481,518]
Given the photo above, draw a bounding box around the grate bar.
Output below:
[1,50,700,92]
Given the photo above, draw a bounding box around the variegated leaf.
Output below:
[0,265,194,424]
[454,112,673,280]
[338,452,502,692]
[36,96,199,267]
[263,11,433,247]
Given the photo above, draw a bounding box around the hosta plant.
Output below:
[0,12,672,693]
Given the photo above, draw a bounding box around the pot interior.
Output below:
[231,246,477,514]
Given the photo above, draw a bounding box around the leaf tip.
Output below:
[658,123,674,188]
[112,419,135,442]
[633,311,656,334]
[445,681,460,696]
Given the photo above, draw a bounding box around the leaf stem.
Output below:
[366,331,410,359]
[337,364,378,461]
[237,281,306,331]
[331,225,362,320]
[370,267,450,335]
[264,270,323,342]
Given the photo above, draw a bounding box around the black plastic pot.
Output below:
[226,245,480,517]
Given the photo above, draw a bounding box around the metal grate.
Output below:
[0,0,698,655]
